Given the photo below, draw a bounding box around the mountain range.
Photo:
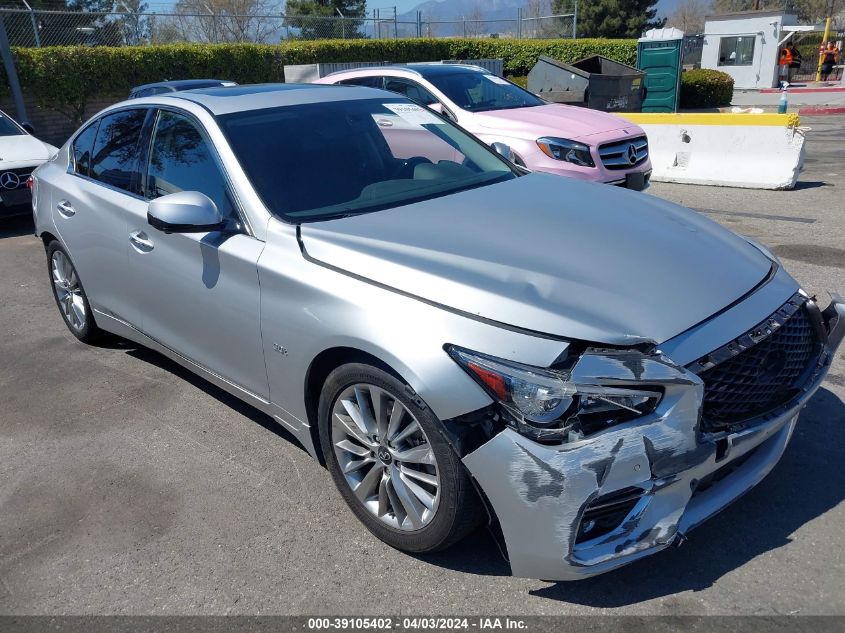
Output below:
[367,0,682,20]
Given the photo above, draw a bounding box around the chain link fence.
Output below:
[0,3,577,47]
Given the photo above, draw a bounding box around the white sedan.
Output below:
[0,109,58,219]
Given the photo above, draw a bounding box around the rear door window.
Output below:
[90,109,147,194]
[338,76,384,88]
[383,77,438,106]
[71,121,99,177]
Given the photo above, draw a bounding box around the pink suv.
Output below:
[316,64,652,190]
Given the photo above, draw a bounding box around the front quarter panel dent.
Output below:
[462,350,714,579]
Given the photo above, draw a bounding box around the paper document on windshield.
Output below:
[383,103,444,127]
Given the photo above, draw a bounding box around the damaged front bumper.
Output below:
[462,294,845,581]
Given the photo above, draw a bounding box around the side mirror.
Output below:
[21,122,35,135]
[147,191,224,233]
[426,102,454,120]
[491,142,514,161]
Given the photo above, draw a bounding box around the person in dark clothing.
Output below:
[821,42,839,82]
[788,43,802,82]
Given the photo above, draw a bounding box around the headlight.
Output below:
[447,346,661,442]
[536,137,595,167]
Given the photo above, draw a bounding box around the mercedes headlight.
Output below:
[536,137,595,168]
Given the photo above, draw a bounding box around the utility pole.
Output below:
[202,2,218,43]
[20,0,41,47]
[336,7,345,39]
[815,0,836,81]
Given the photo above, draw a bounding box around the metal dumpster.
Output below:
[527,55,646,112]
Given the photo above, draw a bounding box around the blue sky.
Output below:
[365,0,680,18]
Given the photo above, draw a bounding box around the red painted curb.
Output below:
[760,87,845,93]
[798,106,845,115]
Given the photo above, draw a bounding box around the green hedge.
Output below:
[6,44,284,121]
[279,37,637,75]
[2,38,637,122]
[680,68,734,109]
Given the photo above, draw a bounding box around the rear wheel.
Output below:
[318,363,482,553]
[46,240,103,343]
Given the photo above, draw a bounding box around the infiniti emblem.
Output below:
[757,349,788,381]
[377,446,392,464]
[0,171,20,189]
[627,144,638,165]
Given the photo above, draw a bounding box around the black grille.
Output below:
[0,167,33,191]
[697,304,821,428]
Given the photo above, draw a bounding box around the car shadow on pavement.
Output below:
[419,387,845,603]
[0,216,35,239]
[115,341,312,457]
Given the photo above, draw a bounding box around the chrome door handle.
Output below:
[56,200,75,218]
[129,230,154,252]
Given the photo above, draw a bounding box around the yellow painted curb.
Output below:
[613,112,801,128]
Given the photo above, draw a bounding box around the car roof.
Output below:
[402,63,491,78]
[327,63,491,80]
[165,83,404,115]
[131,79,235,92]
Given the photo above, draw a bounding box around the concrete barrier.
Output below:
[613,112,806,190]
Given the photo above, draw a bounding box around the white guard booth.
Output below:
[701,9,798,89]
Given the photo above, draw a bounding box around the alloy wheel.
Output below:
[51,250,86,332]
[331,383,441,531]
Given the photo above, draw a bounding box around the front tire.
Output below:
[46,240,103,343]
[318,363,483,553]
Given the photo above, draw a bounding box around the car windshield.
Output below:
[425,71,545,112]
[218,98,517,223]
[0,112,25,136]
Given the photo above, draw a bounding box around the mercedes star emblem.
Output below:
[0,171,20,189]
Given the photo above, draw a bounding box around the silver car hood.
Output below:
[299,173,772,345]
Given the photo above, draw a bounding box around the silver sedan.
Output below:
[32,84,845,581]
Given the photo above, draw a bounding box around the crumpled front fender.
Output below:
[462,293,844,580]
[463,350,707,580]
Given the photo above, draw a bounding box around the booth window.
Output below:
[718,36,755,66]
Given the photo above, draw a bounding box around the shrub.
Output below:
[1,38,637,123]
[680,68,734,109]
[279,37,637,76]
[5,44,284,122]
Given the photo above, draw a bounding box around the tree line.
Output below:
[666,0,843,35]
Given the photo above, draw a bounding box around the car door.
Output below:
[50,107,150,323]
[124,107,269,400]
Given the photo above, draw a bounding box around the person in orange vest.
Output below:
[821,42,839,82]
[779,47,793,83]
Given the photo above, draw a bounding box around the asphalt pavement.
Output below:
[1,117,843,616]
